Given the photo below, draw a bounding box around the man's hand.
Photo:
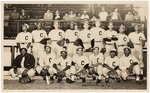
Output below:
[22,69,28,76]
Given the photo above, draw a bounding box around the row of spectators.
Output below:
[9,7,141,21]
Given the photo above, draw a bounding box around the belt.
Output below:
[20,42,28,44]
[83,42,89,44]
[134,43,141,45]
[95,41,101,43]
[52,40,59,42]
[70,41,75,43]
[118,45,126,47]
[106,43,113,45]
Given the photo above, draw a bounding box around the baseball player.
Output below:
[102,49,121,83]
[90,20,105,49]
[48,21,65,57]
[119,47,141,83]
[31,22,47,66]
[53,50,72,83]
[65,22,80,57]
[103,22,118,57]
[128,24,146,79]
[79,21,92,51]
[9,48,36,84]
[89,47,104,83]
[16,23,32,53]
[36,46,56,83]
[71,47,90,83]
[117,24,129,58]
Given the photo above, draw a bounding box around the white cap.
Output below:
[23,23,29,29]
[110,49,117,52]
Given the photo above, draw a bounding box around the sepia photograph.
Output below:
[2,0,148,91]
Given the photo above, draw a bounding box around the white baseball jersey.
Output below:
[16,32,32,43]
[90,27,105,42]
[38,52,56,67]
[103,30,118,44]
[32,30,47,42]
[117,33,129,46]
[48,29,65,41]
[79,29,91,43]
[80,14,89,19]
[104,56,120,69]
[99,11,108,21]
[56,56,72,68]
[89,53,104,65]
[119,55,139,70]
[73,54,90,69]
[128,32,146,44]
[65,29,80,41]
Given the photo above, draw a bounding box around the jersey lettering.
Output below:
[99,31,102,35]
[97,58,99,63]
[81,61,85,66]
[66,62,68,66]
[123,37,126,41]
[40,33,43,37]
[49,58,52,63]
[112,61,116,67]
[75,32,78,36]
[87,33,91,38]
[139,36,142,41]
[130,59,133,64]
[25,36,28,40]
[59,32,62,36]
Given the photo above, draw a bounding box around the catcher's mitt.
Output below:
[107,70,118,79]
[111,36,118,41]
[100,48,106,54]
[19,74,31,84]
[76,68,88,78]
[127,40,134,48]
[126,62,138,74]
[57,71,66,79]
[57,39,65,46]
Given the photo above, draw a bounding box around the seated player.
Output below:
[9,48,36,84]
[15,23,32,53]
[102,49,121,83]
[36,46,56,84]
[53,50,72,83]
[89,47,104,83]
[71,47,90,83]
[120,47,141,83]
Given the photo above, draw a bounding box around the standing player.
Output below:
[120,47,141,83]
[65,22,80,57]
[53,50,72,83]
[90,20,105,50]
[48,21,65,57]
[16,23,32,53]
[102,49,121,83]
[79,21,92,51]
[31,22,47,66]
[103,22,118,57]
[128,24,146,79]
[72,47,90,83]
[89,47,104,83]
[36,46,56,84]
[117,24,129,58]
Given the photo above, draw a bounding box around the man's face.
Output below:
[77,48,83,55]
[22,25,27,31]
[45,46,51,54]
[124,49,130,57]
[47,39,52,45]
[54,23,59,28]
[95,22,100,27]
[84,24,89,29]
[119,26,125,33]
[21,49,27,56]
[114,8,118,12]
[70,24,75,30]
[61,51,67,59]
[93,48,99,54]
[102,7,105,11]
[134,25,139,31]
[108,23,113,30]
[37,23,41,29]
[110,51,116,58]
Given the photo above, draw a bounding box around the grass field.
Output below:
[3,78,147,90]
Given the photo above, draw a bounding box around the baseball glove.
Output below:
[107,70,118,79]
[57,71,66,79]
[127,40,134,48]
[126,62,138,74]
[57,39,65,46]
[76,68,88,78]
[19,74,31,84]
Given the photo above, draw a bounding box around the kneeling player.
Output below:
[89,47,104,83]
[36,46,56,84]
[119,47,141,83]
[71,47,90,83]
[53,50,72,83]
[9,48,36,84]
[102,49,121,83]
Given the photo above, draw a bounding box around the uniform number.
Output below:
[81,61,85,66]
[25,36,28,40]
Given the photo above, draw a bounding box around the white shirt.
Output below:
[39,52,56,67]
[16,32,32,43]
[73,54,89,69]
[32,30,47,43]
[80,14,89,19]
[104,56,120,69]
[117,33,129,46]
[119,55,139,70]
[89,53,104,66]
[65,29,80,41]
[79,29,91,43]
[56,56,72,68]
[48,29,65,41]
[99,11,108,21]
[128,32,146,44]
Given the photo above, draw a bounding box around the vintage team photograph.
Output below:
[2,1,148,91]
